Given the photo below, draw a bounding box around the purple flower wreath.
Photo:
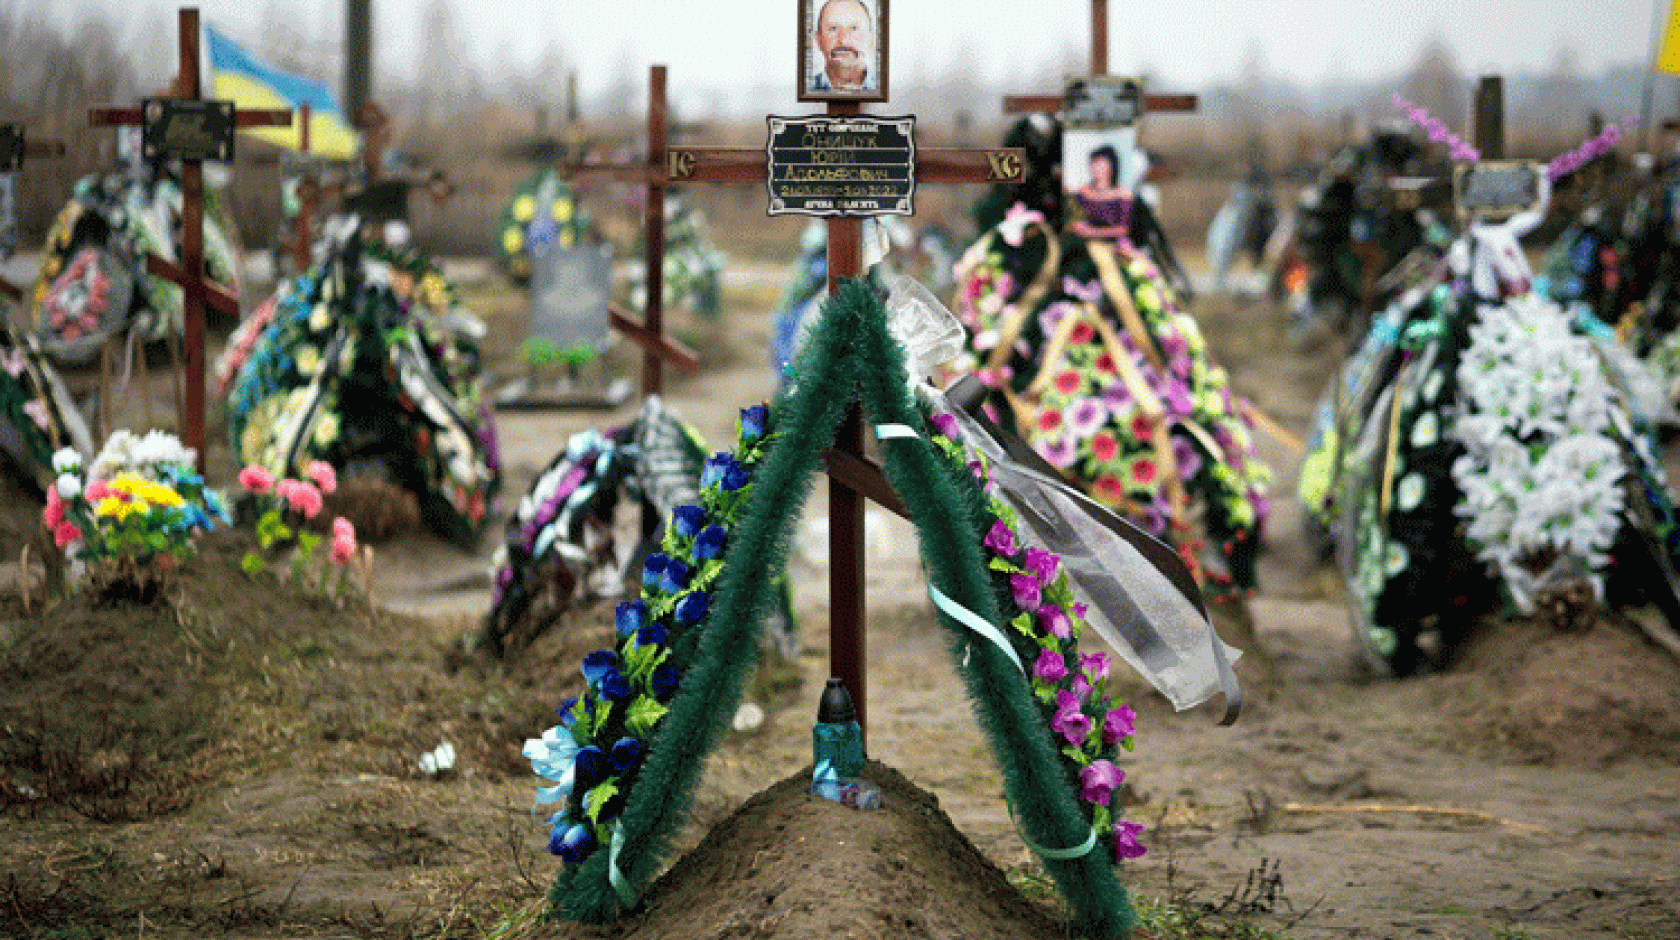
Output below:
[930,411,1146,862]
[523,405,772,868]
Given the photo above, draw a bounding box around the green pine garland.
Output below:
[553,278,1132,937]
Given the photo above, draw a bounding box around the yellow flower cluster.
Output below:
[94,473,185,519]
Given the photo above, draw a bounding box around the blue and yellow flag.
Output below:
[205,25,359,159]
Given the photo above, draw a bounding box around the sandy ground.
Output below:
[2,255,1677,940]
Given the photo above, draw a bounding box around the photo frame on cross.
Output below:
[1062,75,1146,240]
[798,0,889,103]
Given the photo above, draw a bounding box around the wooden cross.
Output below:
[1385,74,1508,213]
[659,43,1025,736]
[0,125,66,306]
[87,7,291,471]
[1001,0,1198,124]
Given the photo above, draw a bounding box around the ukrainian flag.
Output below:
[205,25,359,159]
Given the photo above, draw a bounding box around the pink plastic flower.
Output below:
[1033,646,1068,683]
[1081,652,1111,682]
[84,479,111,501]
[43,488,64,529]
[306,460,338,495]
[1112,819,1146,860]
[982,519,1017,556]
[53,520,80,548]
[1103,703,1137,745]
[1050,695,1093,746]
[1079,759,1124,806]
[239,465,275,495]
[330,516,357,564]
[277,478,324,519]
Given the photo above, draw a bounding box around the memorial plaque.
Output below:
[0,124,21,173]
[767,115,915,216]
[341,178,410,224]
[1454,160,1543,220]
[1064,76,1142,129]
[141,98,236,161]
[530,241,614,355]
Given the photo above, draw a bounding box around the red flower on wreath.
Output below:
[1090,431,1119,463]
[1093,473,1126,506]
[1038,409,1063,434]
[1129,456,1158,485]
[1095,352,1116,375]
[1054,370,1081,396]
[1129,413,1153,442]
[1069,320,1095,345]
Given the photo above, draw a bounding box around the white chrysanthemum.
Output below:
[51,447,81,474]
[1449,294,1627,612]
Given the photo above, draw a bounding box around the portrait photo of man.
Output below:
[799,0,887,101]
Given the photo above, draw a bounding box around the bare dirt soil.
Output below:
[1,258,1678,940]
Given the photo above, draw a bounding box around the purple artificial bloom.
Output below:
[1104,703,1137,745]
[1169,355,1192,380]
[982,519,1018,556]
[1050,700,1093,746]
[1010,572,1042,610]
[1071,674,1092,701]
[1161,382,1195,416]
[554,464,588,503]
[1037,435,1078,469]
[1024,547,1059,587]
[930,412,958,439]
[1079,759,1125,806]
[1081,651,1112,681]
[496,565,514,590]
[1033,646,1068,683]
[1037,603,1072,639]
[1172,435,1204,480]
[1112,819,1147,860]
[1067,397,1109,438]
[1102,381,1132,412]
[1139,505,1166,536]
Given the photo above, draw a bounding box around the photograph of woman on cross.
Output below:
[1068,140,1135,241]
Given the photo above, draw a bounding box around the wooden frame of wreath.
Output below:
[549,279,1136,939]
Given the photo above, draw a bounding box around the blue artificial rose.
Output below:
[652,663,681,701]
[636,623,670,648]
[615,600,647,637]
[573,745,607,790]
[672,505,707,540]
[673,590,711,626]
[722,461,750,491]
[554,823,597,865]
[740,405,768,442]
[582,650,618,685]
[658,559,692,595]
[642,552,671,590]
[693,525,727,562]
[601,670,633,703]
[700,453,735,489]
[608,736,642,773]
[556,696,581,727]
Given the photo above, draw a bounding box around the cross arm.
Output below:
[665,146,1027,184]
[822,445,910,521]
[607,303,700,374]
[1002,92,1197,115]
[89,107,294,129]
[0,277,21,303]
[146,254,240,316]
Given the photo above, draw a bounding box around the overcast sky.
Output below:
[36,0,1665,111]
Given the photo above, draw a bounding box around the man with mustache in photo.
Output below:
[810,0,876,93]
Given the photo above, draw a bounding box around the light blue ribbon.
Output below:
[608,821,636,907]
[928,584,1025,676]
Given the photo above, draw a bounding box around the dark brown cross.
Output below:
[87,7,291,471]
[661,79,1025,737]
[1385,74,1508,213]
[0,127,66,305]
[1001,0,1198,120]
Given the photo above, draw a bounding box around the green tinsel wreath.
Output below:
[552,278,1133,938]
